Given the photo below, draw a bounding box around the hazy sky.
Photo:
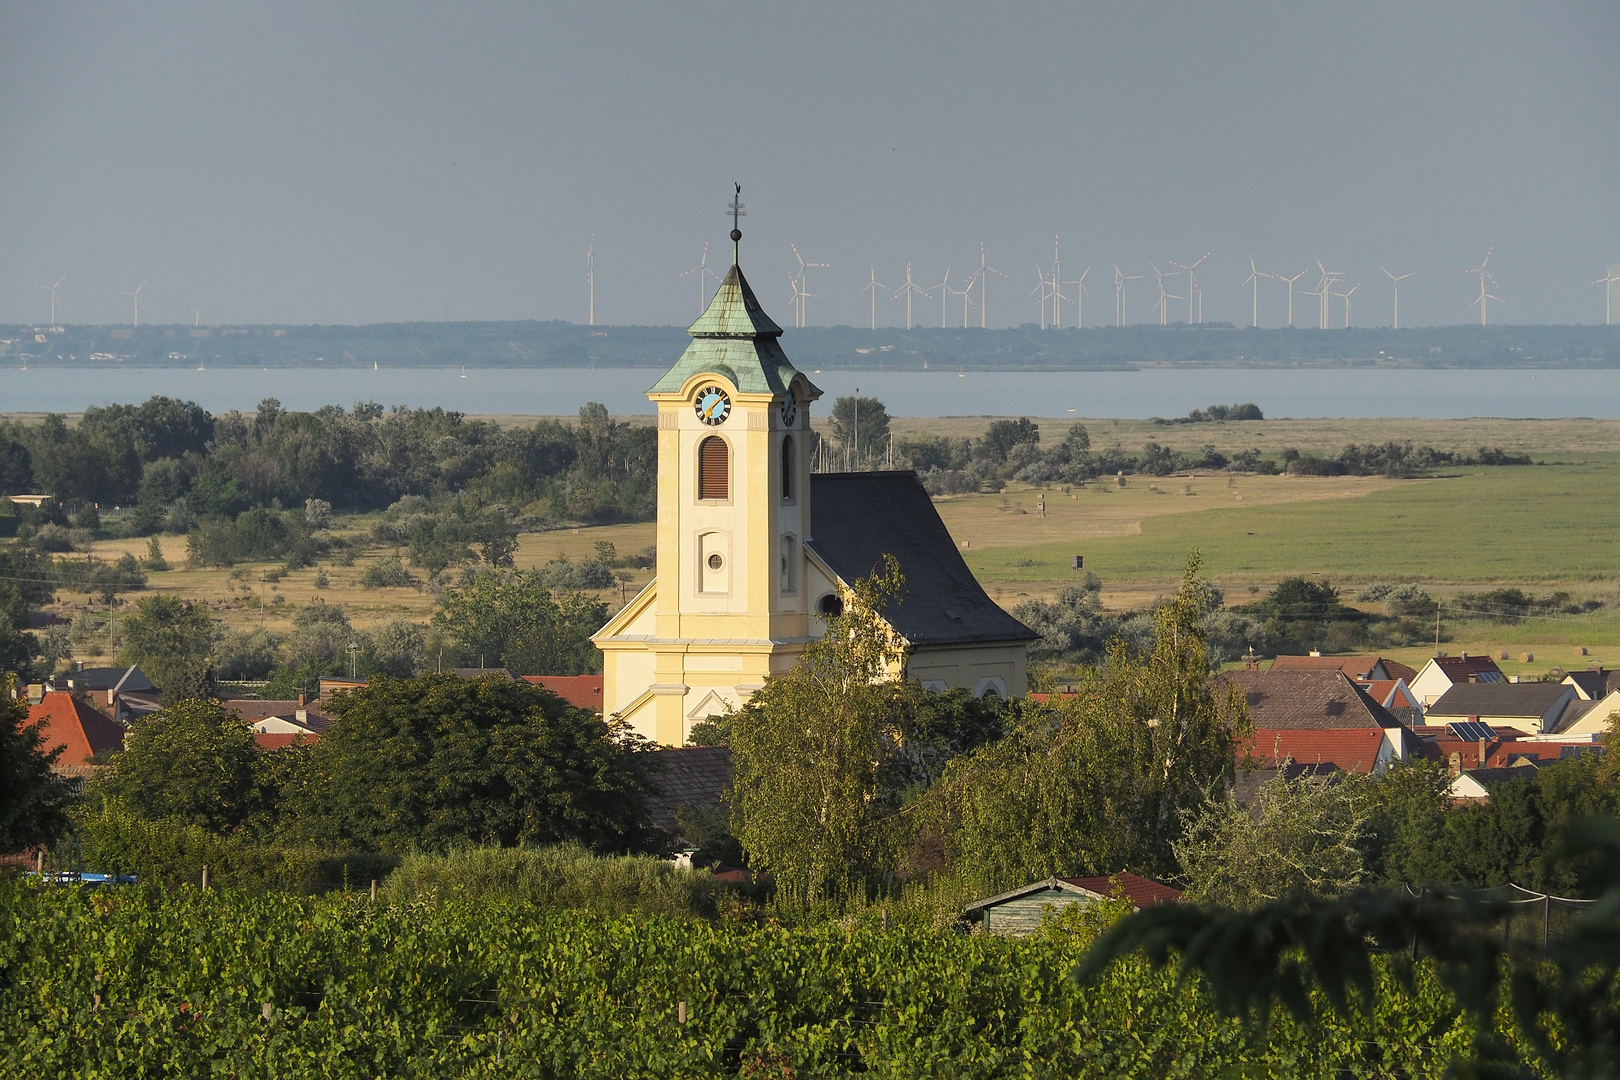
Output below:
[3,2,1617,330]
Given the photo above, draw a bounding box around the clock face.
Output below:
[779,395,797,428]
[694,386,732,426]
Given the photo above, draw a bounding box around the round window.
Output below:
[817,593,844,617]
[707,554,724,570]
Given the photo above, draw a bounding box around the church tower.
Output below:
[595,192,822,746]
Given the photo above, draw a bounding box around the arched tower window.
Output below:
[781,435,794,501]
[698,436,729,500]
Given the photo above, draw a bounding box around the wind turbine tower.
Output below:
[860,266,887,331]
[1065,266,1090,328]
[890,263,931,330]
[37,274,68,327]
[1591,265,1620,326]
[1310,258,1343,330]
[120,281,145,328]
[1461,248,1499,326]
[1113,264,1141,327]
[970,243,1007,328]
[1243,257,1265,328]
[1149,264,1183,327]
[585,235,596,326]
[679,242,721,315]
[789,244,830,328]
[932,267,954,328]
[1379,266,1416,329]
[1170,252,1211,324]
[1275,270,1308,328]
[1334,281,1360,328]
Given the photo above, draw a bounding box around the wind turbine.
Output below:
[585,235,596,326]
[1113,264,1141,327]
[120,281,145,328]
[1461,247,1498,326]
[1309,258,1343,330]
[1064,266,1090,328]
[36,273,68,327]
[1591,265,1620,326]
[1379,266,1416,329]
[1170,251,1211,324]
[1275,269,1307,328]
[1243,257,1264,328]
[1030,265,1065,331]
[955,282,976,328]
[969,243,1007,328]
[890,263,931,330]
[679,242,721,314]
[1149,264,1183,327]
[1046,235,1065,328]
[931,267,959,328]
[860,266,887,330]
[789,244,830,328]
[1333,281,1360,328]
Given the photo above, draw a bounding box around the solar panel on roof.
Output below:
[1447,721,1496,742]
[1475,671,1506,684]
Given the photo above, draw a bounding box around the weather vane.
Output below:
[727,182,745,260]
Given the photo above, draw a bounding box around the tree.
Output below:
[1077,817,1620,1079]
[295,674,665,853]
[1175,772,1369,907]
[432,571,606,675]
[88,700,261,832]
[727,556,910,905]
[0,680,76,854]
[118,595,216,703]
[828,396,891,456]
[935,554,1250,890]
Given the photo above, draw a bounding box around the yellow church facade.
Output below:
[595,242,1034,747]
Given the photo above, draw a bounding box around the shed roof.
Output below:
[1224,669,1403,730]
[807,471,1036,648]
[963,872,1181,914]
[25,691,125,766]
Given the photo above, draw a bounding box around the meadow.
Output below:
[42,415,1620,667]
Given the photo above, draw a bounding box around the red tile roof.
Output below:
[1360,680,1419,710]
[1243,728,1391,773]
[252,732,320,750]
[1224,669,1403,730]
[522,675,604,711]
[25,692,125,766]
[1061,872,1182,909]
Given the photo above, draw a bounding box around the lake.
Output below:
[1,365,1617,419]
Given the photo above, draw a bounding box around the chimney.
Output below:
[1478,737,1487,766]
[1448,750,1462,778]
[297,693,306,708]
[1309,649,1322,657]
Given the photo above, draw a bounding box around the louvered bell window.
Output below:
[699,436,729,500]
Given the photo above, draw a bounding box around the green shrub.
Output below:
[380,843,724,916]
[358,555,419,588]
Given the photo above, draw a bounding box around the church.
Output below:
[594,210,1035,747]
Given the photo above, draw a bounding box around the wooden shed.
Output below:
[962,873,1182,935]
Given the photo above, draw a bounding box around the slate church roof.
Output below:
[807,471,1037,648]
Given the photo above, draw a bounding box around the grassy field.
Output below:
[36,415,1620,665]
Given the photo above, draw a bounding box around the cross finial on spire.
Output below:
[727,182,745,264]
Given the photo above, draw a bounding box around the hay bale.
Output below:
[1520,652,1535,664]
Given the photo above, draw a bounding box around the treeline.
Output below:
[0,396,655,522]
[886,412,1532,494]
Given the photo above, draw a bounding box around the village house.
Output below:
[24,691,126,776]
[1424,681,1583,735]
[1270,653,1418,683]
[1224,668,1416,774]
[1407,654,1506,708]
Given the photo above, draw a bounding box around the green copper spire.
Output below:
[647,186,819,399]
